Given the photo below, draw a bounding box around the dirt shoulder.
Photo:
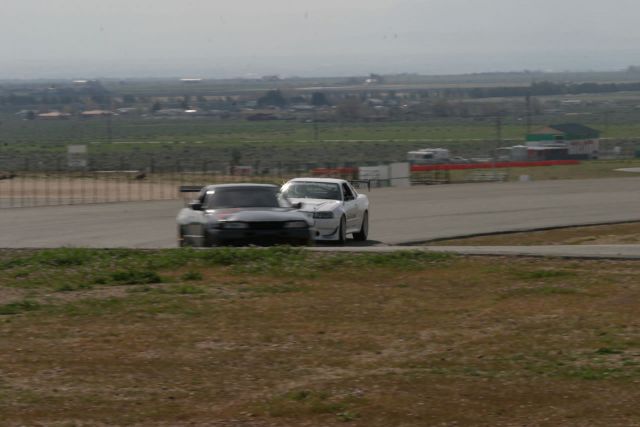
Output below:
[429,221,640,246]
[1,248,640,426]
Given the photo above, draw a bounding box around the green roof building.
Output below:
[526,123,600,159]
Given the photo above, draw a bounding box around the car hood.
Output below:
[205,208,309,222]
[288,198,341,212]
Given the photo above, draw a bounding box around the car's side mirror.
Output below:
[292,202,303,209]
[189,201,202,210]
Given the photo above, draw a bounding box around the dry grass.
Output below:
[431,222,640,246]
[1,248,640,426]
[500,159,640,182]
[438,159,640,184]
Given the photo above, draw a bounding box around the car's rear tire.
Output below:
[337,216,347,244]
[353,211,368,241]
[178,226,189,247]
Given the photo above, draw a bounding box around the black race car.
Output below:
[177,184,313,247]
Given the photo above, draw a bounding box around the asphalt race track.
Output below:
[1,177,640,249]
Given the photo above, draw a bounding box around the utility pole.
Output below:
[106,96,113,144]
[525,93,532,135]
[312,109,319,142]
[494,116,503,172]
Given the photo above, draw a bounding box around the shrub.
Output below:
[109,270,163,285]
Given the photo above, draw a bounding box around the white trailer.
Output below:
[407,148,450,164]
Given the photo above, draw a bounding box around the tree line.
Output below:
[3,79,640,113]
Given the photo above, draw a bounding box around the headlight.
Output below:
[221,222,249,229]
[284,221,309,229]
[313,211,334,219]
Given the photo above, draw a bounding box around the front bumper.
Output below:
[207,228,313,246]
[310,218,341,241]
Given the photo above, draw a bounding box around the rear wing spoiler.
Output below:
[349,179,371,191]
[179,185,204,193]
[179,185,204,207]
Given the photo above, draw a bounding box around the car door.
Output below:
[341,182,360,231]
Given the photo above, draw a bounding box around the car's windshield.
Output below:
[281,182,341,201]
[204,188,288,209]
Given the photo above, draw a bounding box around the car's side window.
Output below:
[342,183,355,201]
[200,189,214,205]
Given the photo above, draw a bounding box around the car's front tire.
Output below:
[337,215,347,244]
[179,225,212,247]
[353,211,368,241]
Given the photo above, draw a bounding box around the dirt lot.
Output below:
[1,248,640,426]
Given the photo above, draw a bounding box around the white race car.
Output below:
[281,178,369,243]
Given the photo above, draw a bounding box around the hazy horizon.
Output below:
[2,0,640,79]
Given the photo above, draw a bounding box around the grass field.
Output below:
[3,116,640,151]
[1,117,536,170]
[3,114,640,172]
[2,248,640,426]
[1,117,530,150]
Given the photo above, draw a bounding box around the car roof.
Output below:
[286,177,347,184]
[203,183,279,191]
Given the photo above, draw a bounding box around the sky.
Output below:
[1,0,640,79]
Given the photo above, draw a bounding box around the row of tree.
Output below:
[3,79,639,119]
[250,80,640,109]
[452,81,640,99]
[4,79,640,110]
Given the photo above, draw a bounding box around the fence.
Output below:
[409,160,581,172]
[0,157,373,209]
[0,157,586,209]
[0,170,308,209]
[409,160,581,185]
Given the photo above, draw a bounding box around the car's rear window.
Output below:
[205,188,283,209]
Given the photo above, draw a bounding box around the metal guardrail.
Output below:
[465,170,509,183]
[411,170,451,185]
